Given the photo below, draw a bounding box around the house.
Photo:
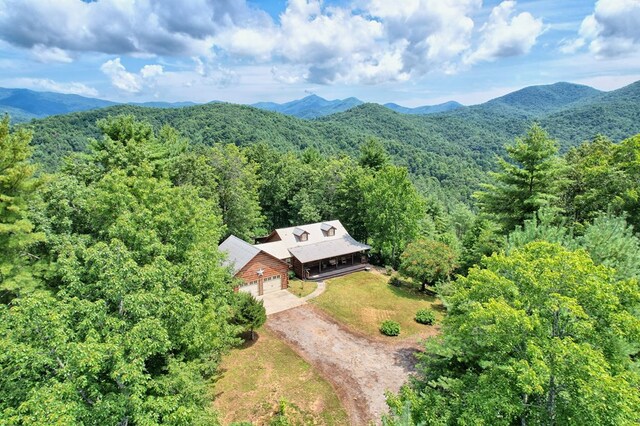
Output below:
[219,235,290,296]
[219,220,371,294]
[255,220,370,280]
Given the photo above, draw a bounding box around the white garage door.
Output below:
[262,275,282,294]
[239,280,259,297]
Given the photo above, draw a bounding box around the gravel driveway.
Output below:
[267,305,420,425]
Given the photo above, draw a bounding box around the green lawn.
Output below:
[213,327,348,425]
[287,278,317,298]
[312,271,443,339]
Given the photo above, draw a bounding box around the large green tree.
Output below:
[0,116,239,425]
[387,242,640,425]
[0,117,43,303]
[476,124,565,232]
[399,239,458,291]
[364,165,424,266]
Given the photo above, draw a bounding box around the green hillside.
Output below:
[20,80,640,203]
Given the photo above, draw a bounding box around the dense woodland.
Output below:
[2,80,640,425]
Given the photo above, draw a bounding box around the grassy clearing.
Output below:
[287,278,317,298]
[311,271,443,339]
[213,327,348,425]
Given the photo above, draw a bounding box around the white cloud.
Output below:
[30,44,73,63]
[466,1,543,64]
[0,0,257,57]
[101,58,143,93]
[100,58,165,93]
[4,78,98,97]
[369,0,481,74]
[0,0,546,87]
[564,0,640,58]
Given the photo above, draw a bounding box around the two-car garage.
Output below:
[219,235,289,297]
[238,274,283,296]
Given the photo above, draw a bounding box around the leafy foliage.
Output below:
[233,292,267,341]
[0,116,240,425]
[379,320,401,336]
[387,242,640,425]
[414,309,436,325]
[399,239,458,291]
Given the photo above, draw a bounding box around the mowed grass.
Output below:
[312,271,443,339]
[287,278,317,298]
[213,327,348,425]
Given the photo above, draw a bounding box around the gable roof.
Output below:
[219,235,261,274]
[255,219,370,263]
[320,222,335,232]
[271,219,348,246]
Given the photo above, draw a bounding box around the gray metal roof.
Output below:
[320,222,335,232]
[288,235,371,264]
[219,235,261,274]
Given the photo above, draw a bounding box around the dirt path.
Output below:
[267,305,420,425]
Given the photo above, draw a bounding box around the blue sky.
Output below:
[0,0,639,106]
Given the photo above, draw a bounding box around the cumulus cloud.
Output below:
[577,0,640,58]
[369,0,481,75]
[466,1,543,64]
[5,78,98,97]
[0,0,545,86]
[0,0,257,57]
[30,45,73,63]
[100,58,164,93]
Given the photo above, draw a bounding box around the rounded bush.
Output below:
[380,320,401,336]
[389,275,402,287]
[415,308,436,325]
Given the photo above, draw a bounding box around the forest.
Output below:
[1,95,640,425]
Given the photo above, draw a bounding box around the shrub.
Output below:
[389,275,402,287]
[415,308,436,325]
[288,269,296,280]
[385,265,394,276]
[380,320,401,336]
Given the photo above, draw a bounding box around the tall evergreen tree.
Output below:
[0,117,43,303]
[476,124,564,232]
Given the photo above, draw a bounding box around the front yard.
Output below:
[213,327,348,425]
[311,271,443,339]
[287,278,317,297]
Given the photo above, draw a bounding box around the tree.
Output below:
[399,239,458,291]
[476,124,565,232]
[233,292,267,341]
[364,165,424,266]
[1,116,240,424]
[359,136,389,171]
[208,144,264,241]
[387,242,640,425]
[0,116,44,303]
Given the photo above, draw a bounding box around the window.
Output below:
[243,280,258,287]
[327,228,335,236]
[300,233,308,241]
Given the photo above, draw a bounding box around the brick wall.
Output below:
[235,251,289,292]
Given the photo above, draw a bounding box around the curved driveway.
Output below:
[267,305,418,425]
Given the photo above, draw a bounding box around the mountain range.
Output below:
[2,88,464,123]
[20,79,640,203]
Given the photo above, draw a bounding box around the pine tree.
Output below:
[476,124,565,232]
[0,117,44,303]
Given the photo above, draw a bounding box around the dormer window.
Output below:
[320,222,336,237]
[293,227,309,242]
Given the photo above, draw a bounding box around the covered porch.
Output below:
[302,252,369,280]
